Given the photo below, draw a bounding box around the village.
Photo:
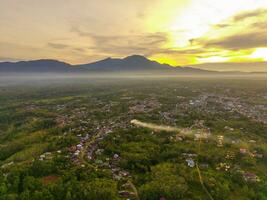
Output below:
[1,79,266,200]
[33,94,263,200]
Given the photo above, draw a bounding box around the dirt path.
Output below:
[131,119,182,132]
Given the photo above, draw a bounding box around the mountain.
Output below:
[77,55,213,73]
[186,62,267,73]
[0,55,211,74]
[0,59,77,73]
[77,55,174,71]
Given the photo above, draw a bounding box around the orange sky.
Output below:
[1,0,267,71]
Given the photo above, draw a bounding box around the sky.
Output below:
[1,0,267,71]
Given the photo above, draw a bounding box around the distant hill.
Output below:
[0,59,78,73]
[0,55,216,74]
[186,62,267,73]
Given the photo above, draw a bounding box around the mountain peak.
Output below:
[78,54,167,71]
[123,55,148,61]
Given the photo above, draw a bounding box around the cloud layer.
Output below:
[1,0,267,71]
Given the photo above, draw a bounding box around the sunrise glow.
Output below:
[1,0,267,71]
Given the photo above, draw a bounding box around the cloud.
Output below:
[47,43,69,49]
[47,42,87,54]
[213,23,231,29]
[203,32,267,50]
[192,8,267,50]
[71,26,169,56]
[0,56,20,62]
[213,9,267,29]
[232,8,267,22]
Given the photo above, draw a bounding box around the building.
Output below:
[186,158,195,168]
[243,172,260,182]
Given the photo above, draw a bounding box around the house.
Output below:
[254,153,263,158]
[200,163,209,169]
[243,172,260,182]
[118,190,135,198]
[76,144,83,150]
[39,154,46,161]
[251,151,263,158]
[216,163,231,171]
[74,150,80,156]
[176,135,183,141]
[194,132,210,140]
[95,149,104,155]
[119,170,130,177]
[240,148,247,154]
[182,153,198,157]
[217,135,224,147]
[186,158,195,168]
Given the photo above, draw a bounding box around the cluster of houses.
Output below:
[89,148,135,199]
[25,104,39,112]
[129,98,161,114]
[239,148,264,158]
[69,133,90,164]
[179,92,266,124]
[218,96,266,124]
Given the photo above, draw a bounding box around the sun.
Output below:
[250,48,267,61]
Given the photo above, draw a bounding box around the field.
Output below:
[0,75,266,200]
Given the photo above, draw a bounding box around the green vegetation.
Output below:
[0,77,266,199]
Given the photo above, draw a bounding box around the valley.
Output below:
[0,76,266,200]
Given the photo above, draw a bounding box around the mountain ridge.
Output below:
[76,55,176,71]
[0,55,262,74]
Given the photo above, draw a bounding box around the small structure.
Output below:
[118,191,135,198]
[1,161,14,169]
[240,148,247,154]
[251,151,263,158]
[200,163,209,169]
[175,135,183,141]
[39,154,46,161]
[76,144,83,150]
[95,149,104,155]
[114,154,120,159]
[243,172,260,182]
[194,132,210,141]
[217,135,224,147]
[186,158,195,168]
[74,150,80,156]
[39,152,52,161]
[225,151,235,160]
[216,163,231,171]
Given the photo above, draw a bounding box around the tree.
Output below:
[140,163,188,200]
